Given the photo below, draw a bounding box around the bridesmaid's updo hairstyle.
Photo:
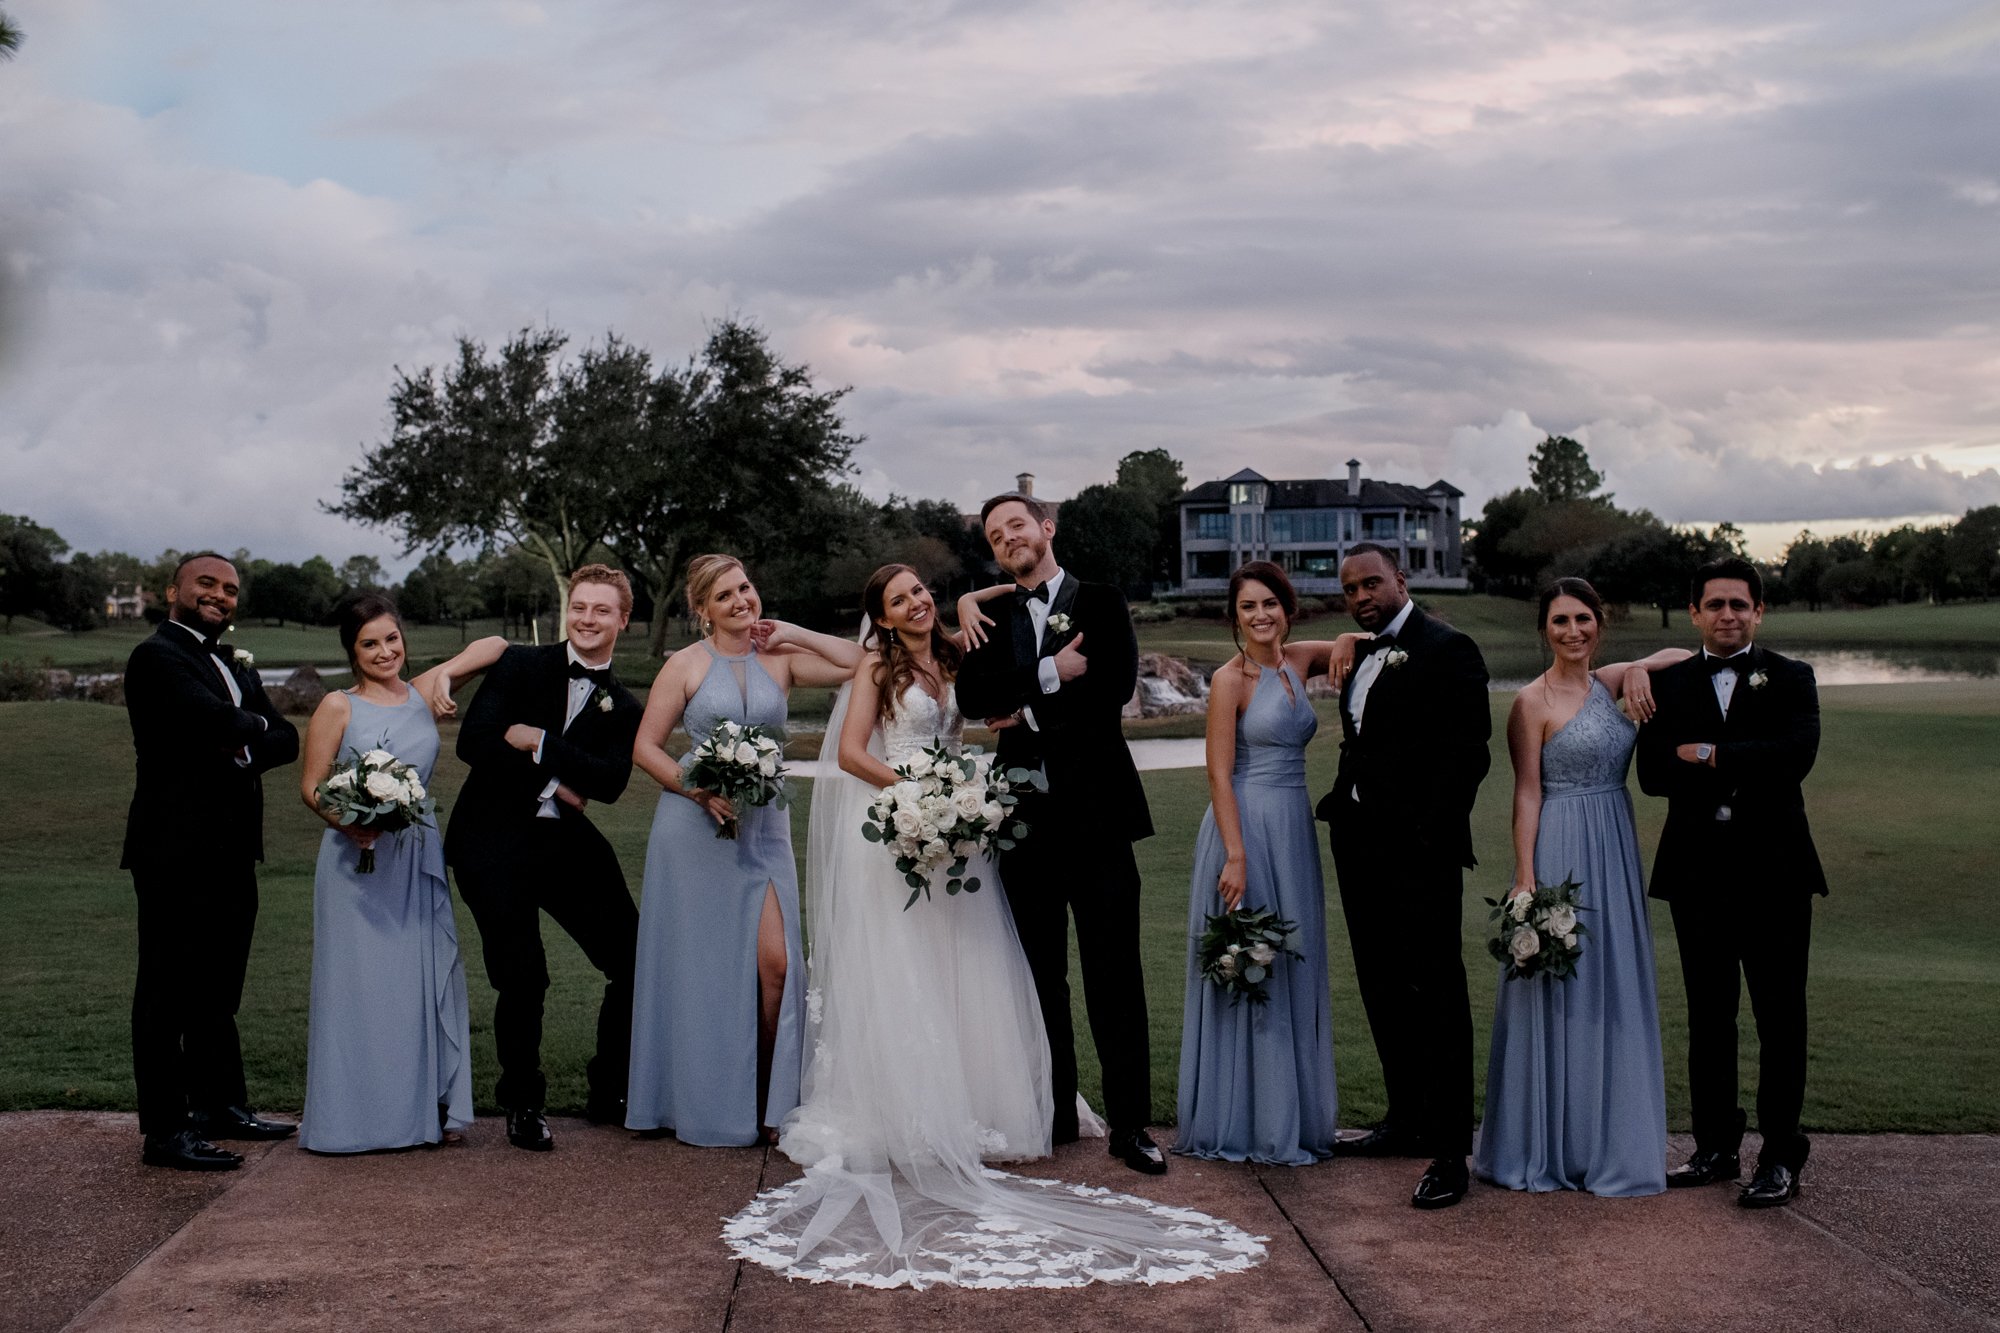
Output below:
[684,554,747,635]
[861,563,963,721]
[1226,560,1299,659]
[335,590,403,671]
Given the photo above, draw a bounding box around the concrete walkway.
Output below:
[3,1114,1993,1333]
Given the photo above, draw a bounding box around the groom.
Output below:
[1638,556,1825,1208]
[1318,543,1491,1209]
[446,563,645,1151]
[956,492,1164,1175]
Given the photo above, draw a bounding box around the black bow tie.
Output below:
[1361,633,1396,655]
[568,660,612,687]
[204,637,233,660]
[1017,583,1049,604]
[1706,654,1748,676]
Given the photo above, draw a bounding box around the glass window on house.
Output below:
[1192,510,1230,540]
[1189,550,1231,579]
[1408,547,1428,571]
[1362,513,1400,541]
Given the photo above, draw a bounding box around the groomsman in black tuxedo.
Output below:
[1319,543,1491,1209]
[955,493,1164,1175]
[122,552,300,1170]
[445,564,645,1151]
[1638,556,1826,1208]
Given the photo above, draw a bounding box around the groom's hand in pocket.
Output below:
[555,783,588,811]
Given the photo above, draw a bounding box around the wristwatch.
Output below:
[1695,744,1714,763]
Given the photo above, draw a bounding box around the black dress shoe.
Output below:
[142,1130,243,1172]
[191,1105,297,1142]
[1412,1157,1469,1209]
[1738,1162,1800,1208]
[1331,1124,1426,1158]
[506,1107,554,1152]
[584,1095,626,1127]
[1665,1150,1740,1188]
[1109,1128,1168,1175]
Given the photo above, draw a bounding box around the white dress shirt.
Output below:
[1019,566,1067,732]
[1344,599,1416,803]
[1704,647,1753,719]
[536,643,612,817]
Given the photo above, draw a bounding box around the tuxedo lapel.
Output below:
[164,625,236,704]
[1038,576,1081,653]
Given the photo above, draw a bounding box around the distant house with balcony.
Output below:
[1177,460,1466,595]
[104,583,151,621]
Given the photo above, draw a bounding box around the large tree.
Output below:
[1052,482,1156,595]
[596,320,860,653]
[0,12,22,60]
[328,327,617,637]
[1113,448,1188,588]
[1528,434,1607,503]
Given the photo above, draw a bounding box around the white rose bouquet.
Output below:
[861,741,1047,909]
[1196,907,1304,1005]
[681,719,788,840]
[314,743,437,873]
[1483,875,1588,981]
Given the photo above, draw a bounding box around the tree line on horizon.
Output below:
[1468,435,2000,622]
[6,327,1996,645]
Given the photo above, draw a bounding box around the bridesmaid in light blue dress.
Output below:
[299,594,507,1154]
[1475,577,1689,1195]
[627,556,862,1146]
[1177,562,1360,1165]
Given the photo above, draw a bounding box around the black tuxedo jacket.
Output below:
[955,575,1153,842]
[121,623,300,869]
[444,645,644,883]
[1636,644,1826,901]
[1315,606,1491,870]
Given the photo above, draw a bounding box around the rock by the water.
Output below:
[265,664,328,716]
[1124,652,1209,719]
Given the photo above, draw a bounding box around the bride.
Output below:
[724,565,1265,1289]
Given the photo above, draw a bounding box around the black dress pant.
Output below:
[1328,799,1474,1159]
[456,819,638,1111]
[1670,890,1813,1171]
[999,793,1152,1135]
[130,862,258,1136]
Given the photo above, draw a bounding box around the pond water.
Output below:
[1488,646,1998,691]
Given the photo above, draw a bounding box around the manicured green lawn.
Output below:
[4,680,1994,1133]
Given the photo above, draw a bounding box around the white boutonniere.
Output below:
[232,648,255,668]
[1383,647,1409,668]
[1747,669,1768,690]
[591,685,614,713]
[1046,612,1073,637]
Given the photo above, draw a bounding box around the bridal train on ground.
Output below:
[721,682,1266,1288]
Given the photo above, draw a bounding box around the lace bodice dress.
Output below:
[1475,677,1668,1195]
[723,678,1267,1288]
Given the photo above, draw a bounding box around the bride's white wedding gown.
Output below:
[722,682,1266,1289]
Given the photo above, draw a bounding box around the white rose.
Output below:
[892,807,925,838]
[324,770,355,791]
[597,694,613,713]
[951,787,983,820]
[1215,953,1239,978]
[1546,905,1577,937]
[232,648,255,667]
[979,801,1005,825]
[404,779,427,802]
[932,760,957,780]
[364,771,403,802]
[920,775,942,796]
[1509,893,1533,922]
[360,748,396,768]
[1508,926,1541,963]
[892,780,925,810]
[920,795,952,821]
[1248,942,1277,965]
[733,741,758,766]
[1562,933,1578,948]
[757,753,779,776]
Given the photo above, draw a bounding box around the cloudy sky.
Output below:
[4,0,1998,566]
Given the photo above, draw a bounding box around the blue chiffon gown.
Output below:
[1176,662,1338,1165]
[1475,677,1667,1195]
[626,643,805,1145]
[301,689,473,1153]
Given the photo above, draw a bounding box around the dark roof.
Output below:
[1424,479,1465,498]
[1222,467,1268,483]
[1181,474,1443,512]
